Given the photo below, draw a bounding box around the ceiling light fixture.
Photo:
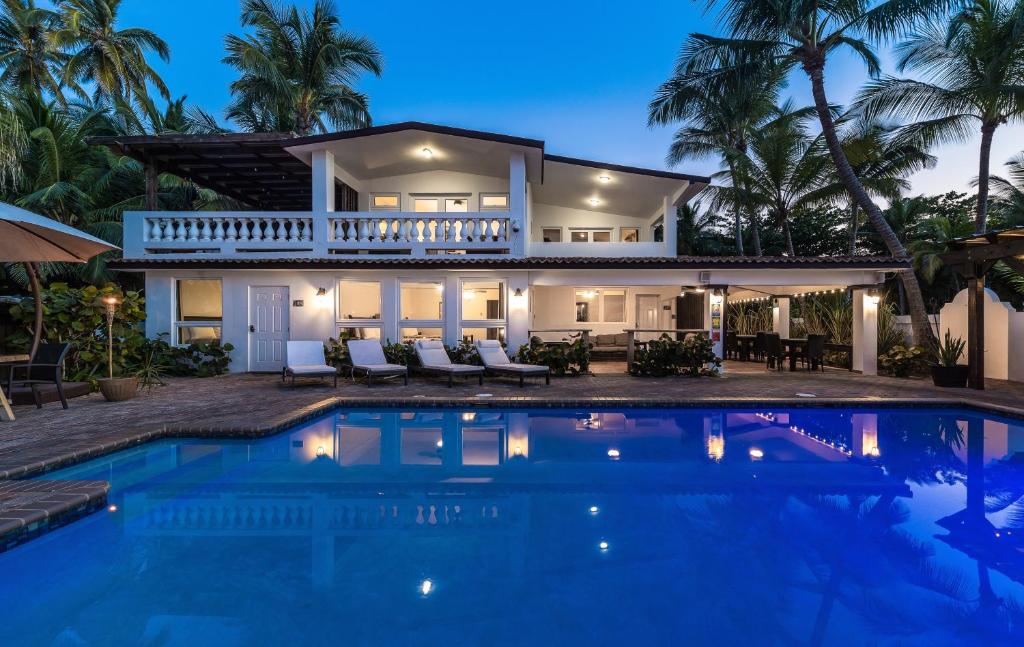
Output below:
[598,174,611,183]
[421,147,433,158]
[589,197,601,206]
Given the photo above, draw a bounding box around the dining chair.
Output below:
[763,333,784,371]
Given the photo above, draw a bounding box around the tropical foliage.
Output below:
[629,333,720,377]
[515,334,590,376]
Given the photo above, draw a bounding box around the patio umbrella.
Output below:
[0,202,119,357]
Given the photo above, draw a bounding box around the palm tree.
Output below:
[987,152,1024,227]
[224,0,383,135]
[857,0,1024,233]
[674,201,728,255]
[53,0,170,106]
[809,116,936,254]
[650,43,786,255]
[732,102,830,256]
[0,0,66,101]
[681,0,945,343]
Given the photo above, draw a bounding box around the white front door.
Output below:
[636,294,660,341]
[249,286,288,372]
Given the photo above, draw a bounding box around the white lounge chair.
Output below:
[347,339,409,386]
[413,340,485,387]
[475,340,550,387]
[282,341,337,387]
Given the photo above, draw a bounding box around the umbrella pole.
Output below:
[25,262,42,359]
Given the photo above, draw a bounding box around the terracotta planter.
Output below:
[931,365,969,388]
[98,377,138,402]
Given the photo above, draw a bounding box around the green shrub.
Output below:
[7,283,145,382]
[448,339,481,365]
[383,340,418,366]
[514,334,589,376]
[7,283,233,386]
[878,344,928,378]
[629,333,721,377]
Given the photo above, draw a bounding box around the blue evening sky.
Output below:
[104,0,1021,196]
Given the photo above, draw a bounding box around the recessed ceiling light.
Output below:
[589,197,601,206]
[598,175,611,183]
[421,147,433,158]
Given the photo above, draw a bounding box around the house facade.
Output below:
[98,122,905,374]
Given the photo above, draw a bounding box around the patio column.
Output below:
[509,152,526,257]
[507,274,530,350]
[707,288,727,369]
[311,149,335,213]
[772,297,790,339]
[852,288,878,376]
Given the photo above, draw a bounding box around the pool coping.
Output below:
[1,394,1022,552]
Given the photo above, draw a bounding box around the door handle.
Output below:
[249,325,255,333]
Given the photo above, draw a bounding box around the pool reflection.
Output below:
[8,407,1024,646]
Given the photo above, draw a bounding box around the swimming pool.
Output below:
[0,406,1022,645]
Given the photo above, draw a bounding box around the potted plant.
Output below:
[930,331,968,388]
[96,294,138,401]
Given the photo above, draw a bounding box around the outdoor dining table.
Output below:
[0,354,30,421]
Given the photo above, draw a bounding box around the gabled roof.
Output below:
[88,121,710,211]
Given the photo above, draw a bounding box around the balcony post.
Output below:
[662,195,675,256]
[509,152,526,256]
[311,149,335,213]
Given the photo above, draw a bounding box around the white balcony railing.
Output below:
[126,210,519,259]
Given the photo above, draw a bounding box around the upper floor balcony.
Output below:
[99,122,708,262]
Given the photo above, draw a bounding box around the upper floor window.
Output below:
[542,227,562,242]
[370,193,400,211]
[480,194,509,211]
[570,228,612,243]
[621,227,640,242]
[175,278,222,345]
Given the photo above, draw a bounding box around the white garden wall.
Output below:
[939,287,1024,382]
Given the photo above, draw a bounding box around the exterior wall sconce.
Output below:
[316,287,327,297]
[866,288,881,305]
[513,288,523,297]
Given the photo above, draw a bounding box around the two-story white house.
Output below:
[96,122,906,375]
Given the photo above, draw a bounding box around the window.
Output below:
[175,279,222,345]
[400,281,444,321]
[602,289,626,322]
[462,428,501,465]
[445,198,469,212]
[570,229,612,243]
[370,193,400,211]
[461,280,504,320]
[414,198,439,213]
[461,327,505,343]
[574,288,626,323]
[338,326,381,341]
[480,194,510,211]
[338,280,381,320]
[337,280,381,341]
[542,227,562,242]
[621,227,639,242]
[575,288,598,323]
[401,327,443,342]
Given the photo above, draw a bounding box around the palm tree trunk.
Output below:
[726,159,745,255]
[848,203,859,255]
[803,59,932,345]
[975,122,996,233]
[783,215,795,256]
[749,212,762,255]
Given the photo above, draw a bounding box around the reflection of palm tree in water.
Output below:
[797,415,1024,644]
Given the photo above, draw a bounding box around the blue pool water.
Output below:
[1,407,1023,646]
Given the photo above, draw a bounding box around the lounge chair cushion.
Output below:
[496,363,549,374]
[415,341,452,367]
[348,339,397,368]
[286,341,329,369]
[287,364,335,375]
[428,364,484,373]
[476,340,512,366]
[356,363,407,373]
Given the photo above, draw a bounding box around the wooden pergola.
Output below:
[939,225,1024,390]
